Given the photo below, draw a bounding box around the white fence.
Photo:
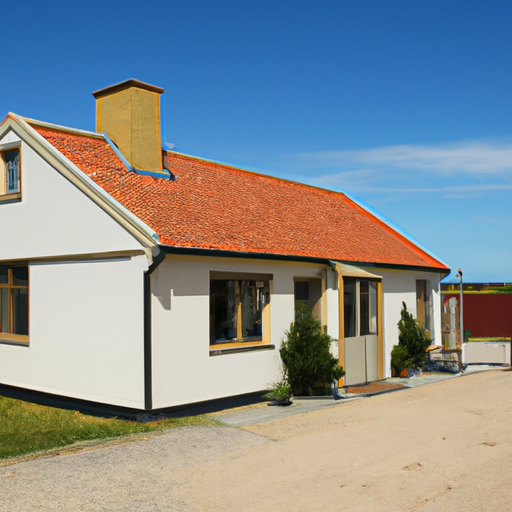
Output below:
[464,342,510,365]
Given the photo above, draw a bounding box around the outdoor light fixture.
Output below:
[455,268,464,370]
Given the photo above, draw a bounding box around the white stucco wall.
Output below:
[368,268,444,377]
[0,255,147,408]
[0,134,144,261]
[151,257,445,407]
[151,255,331,409]
[0,129,151,408]
[324,269,339,341]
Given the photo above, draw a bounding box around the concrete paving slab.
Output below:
[210,395,361,427]
[210,365,504,427]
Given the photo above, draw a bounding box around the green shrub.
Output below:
[280,307,345,396]
[391,302,431,375]
[390,345,412,376]
[263,381,292,401]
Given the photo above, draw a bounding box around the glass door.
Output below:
[343,278,379,385]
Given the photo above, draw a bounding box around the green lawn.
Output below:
[0,396,217,461]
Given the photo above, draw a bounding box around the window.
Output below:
[210,272,271,346]
[0,265,29,343]
[344,278,378,338]
[416,280,432,334]
[294,278,322,320]
[0,144,21,201]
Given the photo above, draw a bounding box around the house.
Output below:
[0,79,449,413]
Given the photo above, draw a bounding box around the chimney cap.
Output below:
[92,79,164,99]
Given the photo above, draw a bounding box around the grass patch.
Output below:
[0,396,218,460]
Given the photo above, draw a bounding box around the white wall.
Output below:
[464,342,510,365]
[151,255,331,409]
[151,257,445,407]
[0,255,147,408]
[0,130,151,408]
[369,268,444,377]
[0,134,144,261]
[324,268,339,341]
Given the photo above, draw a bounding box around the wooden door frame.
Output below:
[335,263,383,385]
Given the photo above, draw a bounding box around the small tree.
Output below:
[280,306,344,396]
[391,302,431,375]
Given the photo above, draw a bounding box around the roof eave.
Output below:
[159,245,449,274]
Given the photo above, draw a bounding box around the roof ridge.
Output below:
[22,117,104,140]
[165,150,354,195]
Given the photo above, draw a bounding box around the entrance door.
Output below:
[343,278,379,386]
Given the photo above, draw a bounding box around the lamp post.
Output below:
[455,268,464,370]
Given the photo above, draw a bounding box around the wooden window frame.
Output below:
[209,272,272,351]
[343,277,379,338]
[0,143,22,203]
[0,265,29,345]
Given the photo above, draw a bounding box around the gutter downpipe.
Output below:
[143,248,167,411]
[455,269,464,371]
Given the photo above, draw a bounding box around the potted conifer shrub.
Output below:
[391,302,431,377]
[279,306,345,396]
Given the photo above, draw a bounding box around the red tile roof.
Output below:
[31,123,447,270]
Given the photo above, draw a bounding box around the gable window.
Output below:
[210,272,271,347]
[0,265,29,344]
[0,144,21,201]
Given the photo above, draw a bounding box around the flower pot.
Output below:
[267,398,292,406]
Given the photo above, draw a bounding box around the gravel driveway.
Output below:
[0,427,269,512]
[1,369,511,511]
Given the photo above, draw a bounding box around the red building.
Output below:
[441,283,512,340]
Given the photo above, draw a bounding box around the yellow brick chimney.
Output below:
[93,79,164,173]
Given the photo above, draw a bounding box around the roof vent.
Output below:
[93,79,166,176]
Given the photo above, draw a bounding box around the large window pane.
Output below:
[294,281,309,314]
[360,280,377,335]
[369,281,377,334]
[0,265,29,341]
[210,280,237,344]
[344,278,378,338]
[12,288,28,335]
[12,267,28,286]
[241,281,263,340]
[416,279,432,333]
[210,277,268,345]
[0,266,7,285]
[344,278,356,338]
[5,149,20,194]
[360,280,369,335]
[425,280,432,334]
[0,288,8,333]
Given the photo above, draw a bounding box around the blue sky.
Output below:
[2,1,511,282]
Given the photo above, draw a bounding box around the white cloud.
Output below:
[290,140,512,176]
[284,139,512,196]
